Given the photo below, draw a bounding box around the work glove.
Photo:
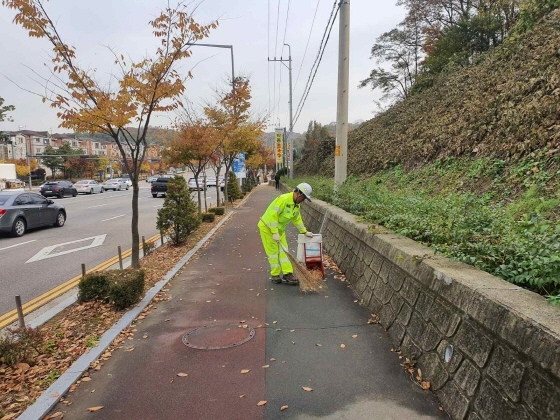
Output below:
[272,233,281,242]
[304,231,314,238]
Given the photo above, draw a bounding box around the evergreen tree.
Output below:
[156,177,200,245]
[226,170,243,201]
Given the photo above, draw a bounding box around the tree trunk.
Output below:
[131,179,140,268]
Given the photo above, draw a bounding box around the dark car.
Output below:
[0,192,66,237]
[40,180,77,198]
[151,177,170,198]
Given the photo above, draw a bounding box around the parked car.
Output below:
[188,178,207,191]
[73,179,103,194]
[219,177,225,192]
[0,192,66,237]
[205,177,217,187]
[146,176,158,183]
[122,175,133,187]
[151,177,171,197]
[102,178,129,191]
[40,180,77,198]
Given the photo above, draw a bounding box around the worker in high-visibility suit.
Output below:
[258,182,314,285]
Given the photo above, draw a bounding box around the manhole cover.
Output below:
[182,324,255,350]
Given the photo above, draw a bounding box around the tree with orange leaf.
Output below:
[204,77,266,205]
[3,0,218,267]
[164,116,218,213]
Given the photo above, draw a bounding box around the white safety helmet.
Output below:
[296,182,312,201]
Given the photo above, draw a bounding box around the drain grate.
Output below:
[182,324,255,350]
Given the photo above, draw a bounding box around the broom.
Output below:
[279,243,325,292]
[260,218,324,292]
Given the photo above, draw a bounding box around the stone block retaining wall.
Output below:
[299,197,560,420]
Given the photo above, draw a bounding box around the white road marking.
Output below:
[101,214,126,222]
[89,204,107,208]
[26,235,107,263]
[0,239,36,251]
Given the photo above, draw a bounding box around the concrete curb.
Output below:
[16,210,235,420]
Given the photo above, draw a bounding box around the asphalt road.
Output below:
[0,177,224,316]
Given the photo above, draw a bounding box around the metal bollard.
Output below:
[81,263,86,278]
[118,246,123,270]
[142,236,146,257]
[15,295,25,328]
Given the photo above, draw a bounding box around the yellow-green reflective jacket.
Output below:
[258,192,307,235]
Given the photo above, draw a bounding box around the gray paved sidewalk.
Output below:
[47,184,447,419]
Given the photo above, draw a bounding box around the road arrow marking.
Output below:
[26,235,107,263]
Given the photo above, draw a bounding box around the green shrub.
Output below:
[0,326,44,366]
[78,272,111,303]
[157,176,201,245]
[202,213,215,222]
[108,269,145,310]
[213,207,225,215]
[226,171,243,202]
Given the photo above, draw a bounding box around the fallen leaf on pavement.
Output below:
[270,358,276,361]
[262,365,270,369]
[81,377,91,382]
[280,405,289,411]
[241,369,250,374]
[257,401,267,406]
[421,381,431,390]
[340,344,346,348]
[239,394,245,398]
[302,387,313,392]
[176,373,188,377]
[352,335,358,338]
[126,347,135,352]
[87,406,104,412]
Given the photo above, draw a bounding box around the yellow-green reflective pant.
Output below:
[259,228,293,276]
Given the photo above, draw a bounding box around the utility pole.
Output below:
[269,44,293,178]
[334,0,350,186]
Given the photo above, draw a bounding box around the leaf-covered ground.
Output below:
[0,212,229,420]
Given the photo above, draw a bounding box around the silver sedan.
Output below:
[73,179,104,194]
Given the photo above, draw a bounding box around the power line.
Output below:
[294,0,322,93]
[281,0,291,50]
[293,0,339,128]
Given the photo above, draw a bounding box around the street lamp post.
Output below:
[186,43,235,86]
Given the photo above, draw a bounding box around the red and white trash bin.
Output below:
[296,233,325,279]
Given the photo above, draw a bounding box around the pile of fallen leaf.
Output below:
[0,210,230,420]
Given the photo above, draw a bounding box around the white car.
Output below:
[122,176,133,187]
[188,178,206,191]
[73,180,103,194]
[102,178,129,191]
[205,177,217,187]
[146,176,158,183]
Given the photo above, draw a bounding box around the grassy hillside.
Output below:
[291,11,560,304]
[311,9,560,176]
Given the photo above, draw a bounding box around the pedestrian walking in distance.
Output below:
[274,172,281,190]
[258,183,314,285]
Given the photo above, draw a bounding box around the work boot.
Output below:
[271,276,282,284]
[282,273,299,285]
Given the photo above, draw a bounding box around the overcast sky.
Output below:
[0,0,405,135]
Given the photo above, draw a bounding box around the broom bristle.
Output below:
[285,252,325,292]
